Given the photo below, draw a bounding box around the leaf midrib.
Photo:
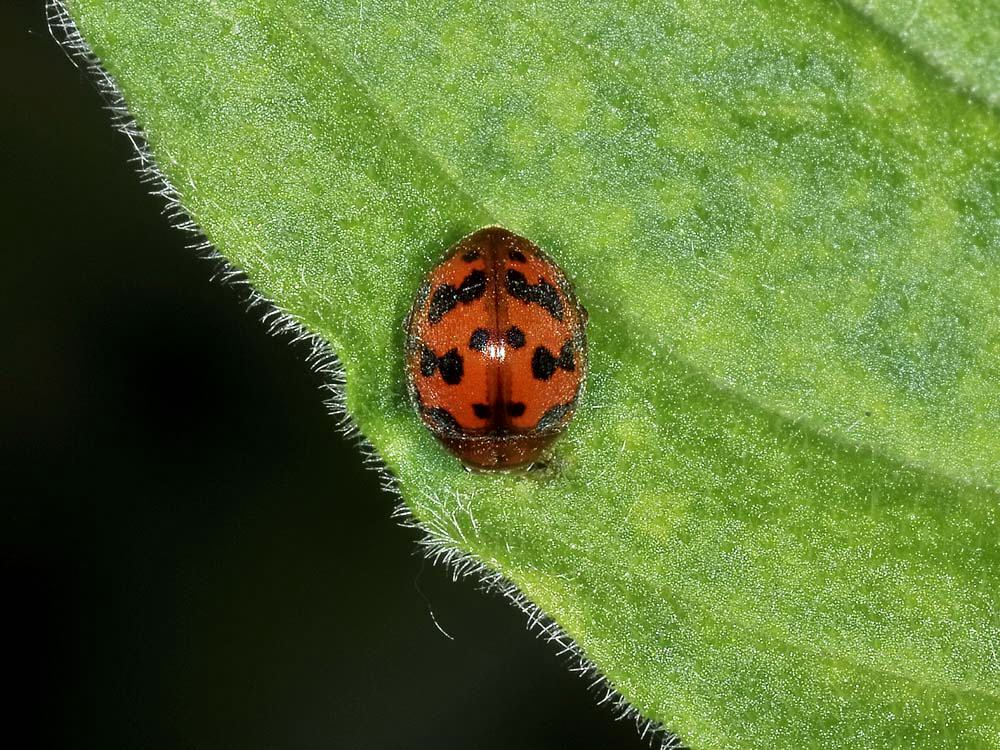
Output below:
[833,0,1000,115]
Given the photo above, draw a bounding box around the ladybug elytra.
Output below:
[405,226,588,469]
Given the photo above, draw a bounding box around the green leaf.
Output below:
[57,0,1000,747]
[843,0,1000,105]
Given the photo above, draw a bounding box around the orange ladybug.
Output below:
[405,227,588,468]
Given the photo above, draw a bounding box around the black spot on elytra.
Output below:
[531,346,556,380]
[426,406,462,435]
[557,340,576,371]
[507,402,526,418]
[427,270,487,324]
[509,249,527,263]
[457,269,487,302]
[462,249,481,262]
[505,326,525,349]
[505,269,564,320]
[469,328,490,351]
[428,284,458,323]
[472,403,492,419]
[531,341,576,381]
[419,345,437,377]
[438,348,464,385]
[418,345,465,385]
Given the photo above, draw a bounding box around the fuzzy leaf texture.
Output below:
[57,0,1000,747]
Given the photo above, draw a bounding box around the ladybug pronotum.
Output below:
[405,226,588,469]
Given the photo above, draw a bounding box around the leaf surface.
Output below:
[61,0,1000,746]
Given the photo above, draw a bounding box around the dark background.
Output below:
[1,2,650,748]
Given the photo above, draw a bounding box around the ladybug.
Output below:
[405,226,588,469]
